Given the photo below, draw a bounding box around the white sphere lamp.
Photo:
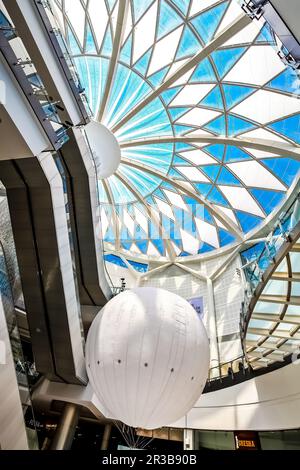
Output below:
[84,120,121,179]
[86,287,210,430]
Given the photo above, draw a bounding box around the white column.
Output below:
[184,429,194,451]
[207,278,220,377]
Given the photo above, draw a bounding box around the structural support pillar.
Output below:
[206,278,221,378]
[101,424,112,451]
[184,430,194,451]
[51,403,80,450]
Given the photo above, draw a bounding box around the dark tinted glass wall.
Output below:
[195,429,300,450]
[259,430,300,450]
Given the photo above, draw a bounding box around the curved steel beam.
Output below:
[120,157,243,240]
[120,135,300,159]
[112,14,251,132]
[97,0,129,122]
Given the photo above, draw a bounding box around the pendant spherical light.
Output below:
[84,120,121,179]
[86,287,210,430]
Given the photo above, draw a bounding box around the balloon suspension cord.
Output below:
[113,421,154,450]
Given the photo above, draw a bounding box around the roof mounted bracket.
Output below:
[242,0,268,20]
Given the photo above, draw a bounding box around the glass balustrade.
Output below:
[0,9,68,146]
[240,192,300,337]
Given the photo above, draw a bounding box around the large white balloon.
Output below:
[84,120,121,179]
[86,287,210,430]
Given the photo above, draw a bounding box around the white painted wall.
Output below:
[172,359,300,431]
[0,59,49,159]
[12,0,82,126]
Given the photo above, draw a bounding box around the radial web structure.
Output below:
[52,0,300,262]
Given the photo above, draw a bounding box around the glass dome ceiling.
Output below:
[52,0,300,260]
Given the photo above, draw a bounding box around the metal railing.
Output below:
[207,355,250,383]
[240,192,300,339]
[206,192,300,386]
[34,0,92,122]
[0,17,68,149]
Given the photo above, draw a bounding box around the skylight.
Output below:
[53,0,300,260]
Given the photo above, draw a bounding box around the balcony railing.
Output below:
[207,355,250,384]
[0,15,68,149]
[240,192,300,339]
[34,0,91,122]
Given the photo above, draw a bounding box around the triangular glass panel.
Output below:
[222,84,255,109]
[85,24,97,54]
[148,66,169,87]
[105,226,116,243]
[193,183,212,197]
[261,158,300,186]
[152,238,165,255]
[169,168,186,179]
[133,0,153,22]
[174,155,190,165]
[134,49,152,75]
[200,86,223,110]
[207,187,230,206]
[174,124,196,135]
[203,207,215,224]
[198,243,214,254]
[168,107,191,121]
[204,144,224,161]
[107,0,117,12]
[217,167,241,185]
[154,188,168,201]
[204,115,226,135]
[119,34,132,64]
[157,0,184,40]
[211,47,246,78]
[256,23,275,44]
[267,68,300,94]
[218,228,236,246]
[176,26,201,60]
[101,28,113,56]
[67,26,81,55]
[161,181,176,191]
[161,86,182,104]
[200,164,220,181]
[121,241,132,251]
[180,251,191,257]
[235,211,263,233]
[171,0,190,16]
[250,189,285,215]
[136,240,149,254]
[184,195,199,207]
[190,58,216,83]
[191,1,228,43]
[228,115,257,136]
[268,114,300,143]
[224,146,251,162]
[128,260,148,273]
